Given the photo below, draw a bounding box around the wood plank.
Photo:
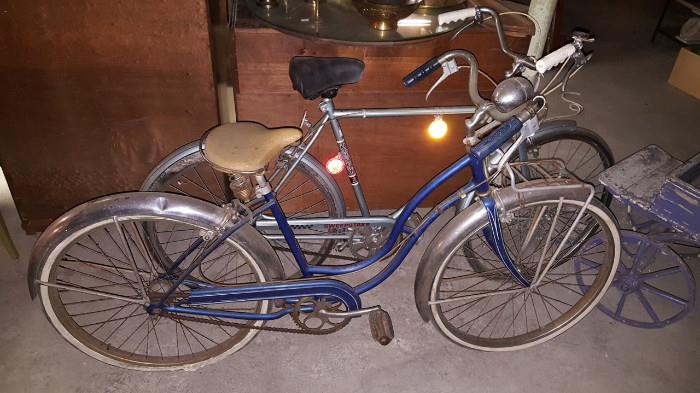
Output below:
[0,1,217,232]
[234,25,530,209]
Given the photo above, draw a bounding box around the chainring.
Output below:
[349,225,392,259]
[290,297,351,334]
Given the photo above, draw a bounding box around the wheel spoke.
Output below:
[640,283,688,306]
[635,290,661,323]
[42,215,270,368]
[431,196,616,349]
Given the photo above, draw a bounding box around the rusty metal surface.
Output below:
[599,145,700,240]
[651,152,700,239]
[0,1,219,232]
[599,145,682,211]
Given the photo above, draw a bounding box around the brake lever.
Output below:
[425,59,459,101]
[450,20,476,41]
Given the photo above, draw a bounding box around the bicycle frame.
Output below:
[252,99,480,244]
[154,116,530,320]
[270,99,478,218]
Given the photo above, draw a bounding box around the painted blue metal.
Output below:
[181,278,215,289]
[163,305,293,320]
[263,193,311,276]
[188,278,362,311]
[355,198,460,293]
[154,117,532,320]
[575,231,695,328]
[156,217,249,309]
[306,153,478,275]
[166,237,204,275]
[470,116,524,160]
[481,197,531,287]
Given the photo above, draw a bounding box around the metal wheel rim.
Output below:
[576,230,696,328]
[431,199,617,349]
[40,216,269,369]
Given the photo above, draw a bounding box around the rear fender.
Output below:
[28,192,284,298]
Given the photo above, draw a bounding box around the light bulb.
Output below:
[428,115,448,139]
[325,154,345,175]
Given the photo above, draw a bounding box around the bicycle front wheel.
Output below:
[35,211,275,370]
[418,183,620,351]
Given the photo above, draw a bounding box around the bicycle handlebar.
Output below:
[402,7,589,124]
[437,8,476,25]
[402,57,441,88]
[535,43,576,73]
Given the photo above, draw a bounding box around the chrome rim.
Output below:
[43,216,267,368]
[432,200,615,349]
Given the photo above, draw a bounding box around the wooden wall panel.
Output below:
[234,27,529,210]
[0,1,218,232]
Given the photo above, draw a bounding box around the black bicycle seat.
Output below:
[289,57,365,100]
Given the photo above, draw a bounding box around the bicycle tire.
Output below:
[31,193,282,370]
[415,180,620,351]
[141,141,346,266]
[524,121,614,205]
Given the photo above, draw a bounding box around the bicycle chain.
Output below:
[160,310,344,336]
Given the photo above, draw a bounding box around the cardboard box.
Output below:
[668,47,700,100]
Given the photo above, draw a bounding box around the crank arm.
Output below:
[318,305,381,319]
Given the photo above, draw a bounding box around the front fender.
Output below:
[28,192,284,299]
[414,179,593,322]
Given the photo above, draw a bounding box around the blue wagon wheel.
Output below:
[575,230,695,328]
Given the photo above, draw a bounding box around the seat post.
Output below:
[320,98,371,217]
[255,172,311,275]
[254,173,272,197]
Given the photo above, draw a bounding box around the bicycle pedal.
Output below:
[368,308,394,346]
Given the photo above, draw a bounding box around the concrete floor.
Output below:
[1,0,699,392]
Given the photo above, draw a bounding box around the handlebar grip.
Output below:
[535,44,576,74]
[402,57,441,88]
[470,117,524,161]
[438,8,477,25]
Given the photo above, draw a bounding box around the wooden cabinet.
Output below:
[0,1,218,232]
[232,25,530,210]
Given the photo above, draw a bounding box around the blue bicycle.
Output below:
[28,7,621,370]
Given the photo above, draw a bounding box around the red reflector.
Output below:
[325,154,345,175]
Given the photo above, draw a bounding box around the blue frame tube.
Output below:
[159,116,526,319]
[481,197,531,287]
[303,153,479,276]
[264,116,524,281]
[264,193,311,276]
[188,278,362,310]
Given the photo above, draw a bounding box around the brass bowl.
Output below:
[352,0,423,31]
[419,0,466,8]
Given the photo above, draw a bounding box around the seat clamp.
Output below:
[255,174,272,197]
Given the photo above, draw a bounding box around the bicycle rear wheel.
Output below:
[524,123,614,205]
[141,142,347,266]
[417,182,620,350]
[35,210,275,370]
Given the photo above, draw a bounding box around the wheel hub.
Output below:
[617,273,640,293]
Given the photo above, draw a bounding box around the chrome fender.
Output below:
[28,192,284,298]
[413,179,593,322]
